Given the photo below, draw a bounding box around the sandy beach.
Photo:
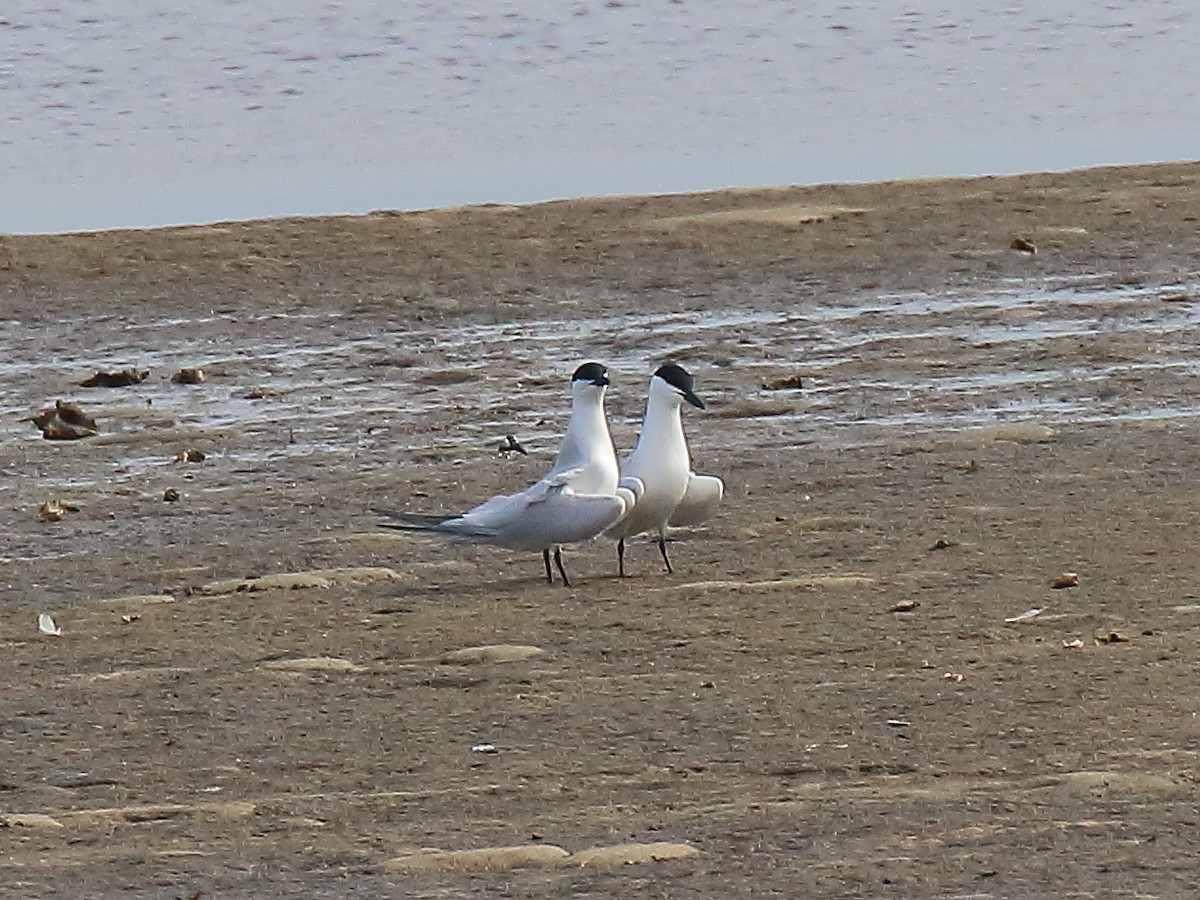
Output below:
[3,161,1200,898]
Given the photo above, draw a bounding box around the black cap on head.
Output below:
[654,363,705,409]
[572,361,610,386]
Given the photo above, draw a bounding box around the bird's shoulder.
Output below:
[523,466,586,504]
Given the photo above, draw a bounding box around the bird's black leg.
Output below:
[618,538,626,578]
[542,548,554,584]
[657,535,673,574]
[553,547,572,587]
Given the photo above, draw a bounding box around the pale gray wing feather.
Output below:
[618,475,647,504]
[668,473,724,526]
[458,466,585,528]
[608,476,645,527]
[497,487,629,548]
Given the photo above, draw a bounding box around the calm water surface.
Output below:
[2,1,1198,233]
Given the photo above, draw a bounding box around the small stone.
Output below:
[171,367,206,384]
[762,374,804,391]
[1051,572,1079,589]
[38,500,79,522]
[79,368,148,388]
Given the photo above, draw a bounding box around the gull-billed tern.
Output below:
[606,363,723,576]
[376,362,640,586]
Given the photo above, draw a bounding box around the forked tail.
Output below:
[373,509,454,531]
[373,509,500,541]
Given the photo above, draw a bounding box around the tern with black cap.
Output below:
[376,362,639,586]
[606,363,723,576]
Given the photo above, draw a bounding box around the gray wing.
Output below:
[494,485,629,548]
[375,467,586,539]
[458,466,585,530]
[615,475,646,511]
[444,480,628,551]
[669,473,724,526]
[378,467,622,549]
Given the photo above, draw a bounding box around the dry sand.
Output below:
[3,162,1200,898]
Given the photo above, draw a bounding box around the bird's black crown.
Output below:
[654,363,694,394]
[572,362,609,385]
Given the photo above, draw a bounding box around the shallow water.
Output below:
[5,278,1200,505]
[2,0,1199,232]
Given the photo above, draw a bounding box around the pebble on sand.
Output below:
[171,367,206,384]
[79,368,149,388]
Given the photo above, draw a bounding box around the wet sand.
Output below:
[3,162,1200,898]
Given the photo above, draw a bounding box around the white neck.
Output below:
[631,391,689,467]
[553,388,618,492]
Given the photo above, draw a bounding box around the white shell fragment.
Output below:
[37,613,63,636]
[1004,607,1043,623]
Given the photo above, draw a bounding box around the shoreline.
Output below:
[10,157,1200,240]
[3,159,1198,332]
[7,149,1198,237]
